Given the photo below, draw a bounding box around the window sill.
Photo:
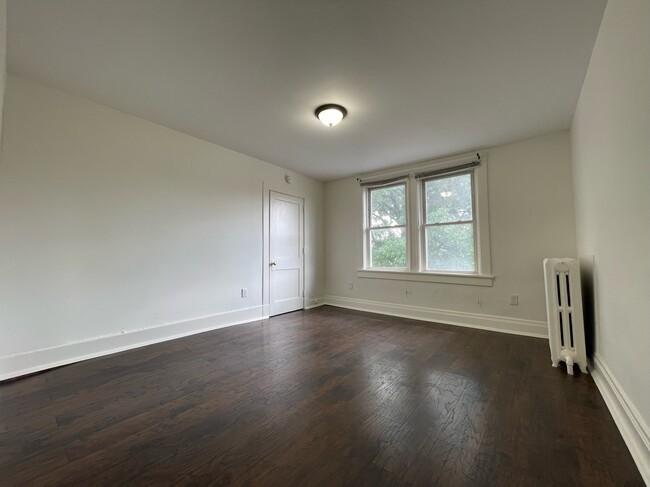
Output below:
[357,269,494,287]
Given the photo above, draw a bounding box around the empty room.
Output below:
[0,0,648,485]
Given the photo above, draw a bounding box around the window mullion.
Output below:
[419,178,427,272]
[365,188,371,268]
[407,175,419,272]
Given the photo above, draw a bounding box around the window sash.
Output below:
[420,172,478,272]
[421,171,474,222]
[366,183,408,269]
[367,183,407,229]
[370,224,409,231]
[422,219,473,228]
[368,226,408,268]
[422,222,477,272]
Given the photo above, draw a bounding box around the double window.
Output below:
[362,155,492,283]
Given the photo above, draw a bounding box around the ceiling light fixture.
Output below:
[315,104,347,127]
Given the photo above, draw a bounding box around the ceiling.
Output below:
[7,0,606,181]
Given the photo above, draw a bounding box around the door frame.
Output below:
[263,187,305,317]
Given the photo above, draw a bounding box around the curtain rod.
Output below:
[358,153,481,187]
[414,159,480,180]
[357,175,408,187]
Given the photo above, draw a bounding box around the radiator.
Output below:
[543,258,588,375]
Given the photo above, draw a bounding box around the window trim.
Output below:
[357,269,494,286]
[360,152,492,286]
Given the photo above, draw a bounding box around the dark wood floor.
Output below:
[0,306,643,486]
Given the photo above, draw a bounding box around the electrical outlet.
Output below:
[348,282,354,290]
[510,294,519,305]
[241,288,248,298]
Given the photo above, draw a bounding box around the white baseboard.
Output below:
[324,295,548,338]
[304,297,326,310]
[0,305,267,381]
[590,353,650,485]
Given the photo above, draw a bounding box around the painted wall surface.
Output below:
[0,0,6,144]
[0,75,324,363]
[325,132,577,325]
[571,0,650,429]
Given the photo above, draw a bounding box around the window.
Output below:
[360,154,492,286]
[367,183,407,268]
[422,173,475,272]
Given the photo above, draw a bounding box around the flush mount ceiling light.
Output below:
[315,104,347,127]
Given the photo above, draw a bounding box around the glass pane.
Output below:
[425,173,473,224]
[370,184,406,227]
[370,227,407,268]
[426,223,475,271]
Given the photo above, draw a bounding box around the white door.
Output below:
[269,191,304,316]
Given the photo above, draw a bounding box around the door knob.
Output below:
[270,261,277,266]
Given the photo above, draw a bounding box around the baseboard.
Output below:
[304,297,326,310]
[590,353,650,485]
[324,295,548,338]
[0,305,267,381]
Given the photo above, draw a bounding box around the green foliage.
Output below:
[369,185,407,268]
[371,229,407,268]
[370,185,406,226]
[426,224,475,271]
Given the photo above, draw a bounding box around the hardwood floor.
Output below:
[0,306,643,486]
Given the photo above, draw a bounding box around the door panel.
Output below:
[270,192,304,316]
[274,269,301,301]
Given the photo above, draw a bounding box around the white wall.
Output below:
[0,0,6,144]
[325,132,577,335]
[0,75,324,378]
[571,0,650,477]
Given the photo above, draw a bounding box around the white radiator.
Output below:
[543,258,588,375]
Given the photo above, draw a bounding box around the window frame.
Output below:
[419,170,477,273]
[365,181,409,271]
[360,153,492,286]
